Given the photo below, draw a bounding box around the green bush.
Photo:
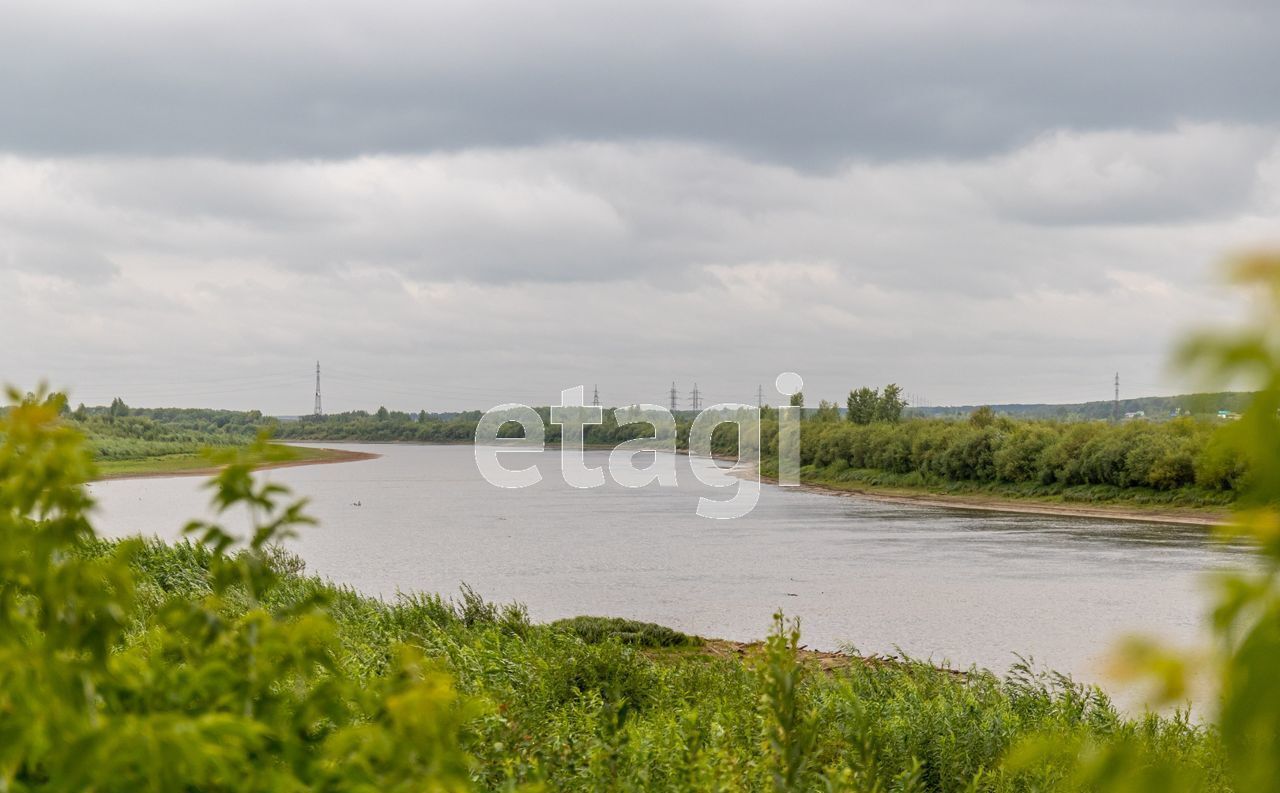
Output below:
[552,616,701,648]
[0,390,475,791]
[785,407,1236,505]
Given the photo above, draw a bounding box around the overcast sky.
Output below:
[3,0,1279,414]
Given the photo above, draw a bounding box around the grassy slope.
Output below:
[103,538,1226,791]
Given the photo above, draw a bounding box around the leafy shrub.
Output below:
[552,616,701,648]
[0,390,475,791]
[993,425,1057,483]
[784,402,1236,505]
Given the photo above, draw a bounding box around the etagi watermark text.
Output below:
[474,373,805,519]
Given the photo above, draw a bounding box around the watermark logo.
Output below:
[474,374,804,518]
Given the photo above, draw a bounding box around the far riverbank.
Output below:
[94,445,380,481]
[751,468,1229,526]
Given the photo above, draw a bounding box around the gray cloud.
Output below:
[1,0,1277,165]
[974,125,1278,225]
[1,125,1274,412]
[7,125,1270,289]
[3,1,1279,412]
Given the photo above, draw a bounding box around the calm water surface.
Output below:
[89,443,1247,687]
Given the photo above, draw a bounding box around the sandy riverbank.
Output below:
[755,470,1229,526]
[94,447,381,482]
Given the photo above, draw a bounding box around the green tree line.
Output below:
[65,388,1246,507]
[783,412,1240,499]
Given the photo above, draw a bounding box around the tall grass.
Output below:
[84,536,1223,791]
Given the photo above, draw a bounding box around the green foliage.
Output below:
[970,405,997,428]
[847,387,879,425]
[846,384,907,425]
[814,400,842,423]
[109,537,1237,791]
[551,616,701,648]
[1174,254,1280,791]
[0,389,475,791]
[790,411,1235,505]
[70,404,272,462]
[760,613,818,792]
[878,384,907,423]
[912,391,1252,422]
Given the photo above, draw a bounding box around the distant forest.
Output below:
[911,391,1250,421]
[57,388,1254,507]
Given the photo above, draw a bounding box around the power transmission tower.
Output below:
[314,361,323,416]
[670,382,679,413]
[592,384,600,407]
[1113,372,1120,423]
[689,383,702,412]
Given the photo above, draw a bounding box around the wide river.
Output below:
[89,443,1247,691]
